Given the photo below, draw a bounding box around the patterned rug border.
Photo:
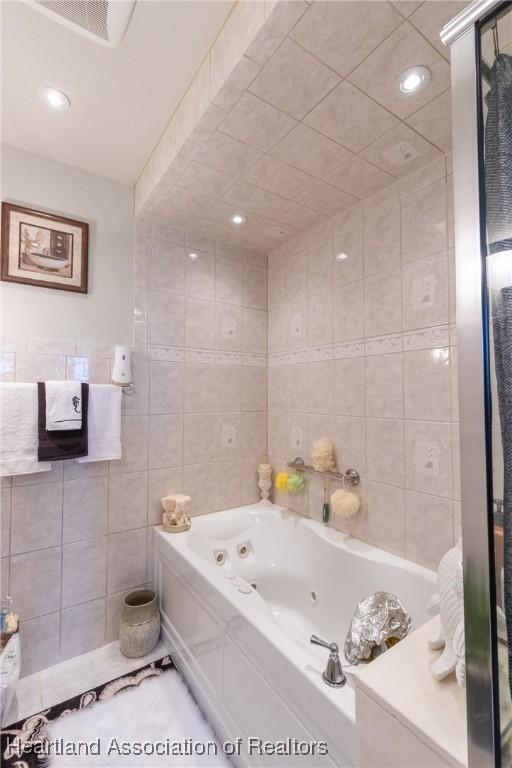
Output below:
[1,655,174,768]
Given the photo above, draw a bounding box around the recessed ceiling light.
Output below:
[399,66,431,95]
[335,252,348,262]
[231,214,245,225]
[39,86,71,111]
[188,252,198,261]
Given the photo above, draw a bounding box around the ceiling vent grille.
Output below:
[29,0,135,47]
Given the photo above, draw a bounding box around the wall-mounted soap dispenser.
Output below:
[112,345,134,394]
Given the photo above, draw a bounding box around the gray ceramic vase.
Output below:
[119,588,160,658]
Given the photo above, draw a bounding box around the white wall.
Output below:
[0,144,133,345]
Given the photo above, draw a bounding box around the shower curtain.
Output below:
[486,52,512,693]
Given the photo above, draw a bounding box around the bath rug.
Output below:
[1,655,187,768]
[44,667,230,767]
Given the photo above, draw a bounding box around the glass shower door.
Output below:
[480,4,512,761]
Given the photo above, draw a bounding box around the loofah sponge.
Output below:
[331,488,360,518]
[275,472,289,491]
[287,473,306,494]
[312,438,336,472]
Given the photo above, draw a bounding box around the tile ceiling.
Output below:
[152,0,467,254]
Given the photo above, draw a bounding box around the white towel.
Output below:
[77,384,122,463]
[45,380,83,431]
[0,383,52,476]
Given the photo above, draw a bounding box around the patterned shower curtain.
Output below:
[486,52,512,693]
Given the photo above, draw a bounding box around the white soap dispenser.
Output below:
[112,346,133,392]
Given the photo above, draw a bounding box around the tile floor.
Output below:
[3,640,168,726]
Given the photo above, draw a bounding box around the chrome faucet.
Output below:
[310,635,346,688]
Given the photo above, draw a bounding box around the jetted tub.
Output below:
[155,504,436,767]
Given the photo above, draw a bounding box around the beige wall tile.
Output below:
[197,130,263,178]
[108,472,148,533]
[62,537,107,607]
[327,155,396,200]
[107,528,147,594]
[11,483,63,555]
[364,268,402,337]
[242,412,267,457]
[366,481,406,556]
[216,256,243,305]
[149,293,185,347]
[19,613,60,677]
[149,240,185,295]
[244,155,313,199]
[184,414,215,465]
[402,251,450,330]
[149,360,184,415]
[244,264,268,310]
[183,463,216,516]
[407,89,452,153]
[15,353,66,382]
[11,547,61,619]
[215,413,242,461]
[334,281,364,343]
[60,599,106,660]
[148,414,183,469]
[219,92,296,152]
[364,203,401,277]
[243,365,267,412]
[216,304,243,351]
[334,357,365,417]
[366,418,404,486]
[63,477,108,544]
[290,0,402,77]
[404,348,451,421]
[308,291,333,347]
[249,38,341,120]
[366,353,404,419]
[214,460,243,510]
[186,297,216,349]
[307,361,334,414]
[405,490,453,569]
[215,365,243,413]
[305,81,399,153]
[212,55,261,112]
[404,419,452,497]
[271,122,352,180]
[184,363,216,413]
[401,178,448,262]
[184,250,215,301]
[333,215,364,287]
[246,0,309,65]
[244,308,268,354]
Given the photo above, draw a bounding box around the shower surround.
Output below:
[267,156,459,570]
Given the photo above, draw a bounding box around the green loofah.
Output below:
[287,473,306,494]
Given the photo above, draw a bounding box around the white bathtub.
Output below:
[155,504,436,767]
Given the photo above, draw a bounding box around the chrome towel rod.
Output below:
[287,457,360,487]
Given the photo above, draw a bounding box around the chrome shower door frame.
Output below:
[443,2,508,766]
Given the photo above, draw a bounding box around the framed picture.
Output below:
[1,202,88,293]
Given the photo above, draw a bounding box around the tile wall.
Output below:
[0,223,268,676]
[267,155,460,570]
[0,340,140,675]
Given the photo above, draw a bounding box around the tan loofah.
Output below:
[331,488,360,518]
[311,438,336,471]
